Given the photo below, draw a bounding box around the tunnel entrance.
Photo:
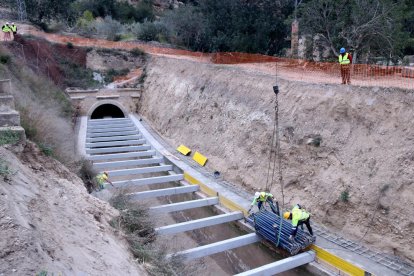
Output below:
[90,104,125,119]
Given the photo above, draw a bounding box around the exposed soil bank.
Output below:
[139,56,414,263]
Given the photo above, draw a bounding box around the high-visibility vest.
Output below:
[251,192,274,205]
[2,25,10,32]
[10,25,17,32]
[96,173,108,185]
[291,205,310,227]
[339,53,350,65]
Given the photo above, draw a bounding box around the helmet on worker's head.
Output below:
[6,22,10,25]
[340,47,345,54]
[254,192,260,198]
[260,192,266,198]
[283,211,291,220]
[11,22,15,25]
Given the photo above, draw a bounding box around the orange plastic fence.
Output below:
[24,30,414,90]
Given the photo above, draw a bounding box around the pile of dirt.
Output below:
[139,56,414,263]
[0,144,146,275]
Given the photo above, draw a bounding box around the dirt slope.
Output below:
[139,56,414,263]
[0,144,146,275]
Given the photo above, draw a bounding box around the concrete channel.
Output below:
[82,116,321,275]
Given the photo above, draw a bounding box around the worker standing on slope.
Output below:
[95,171,114,190]
[10,22,17,37]
[338,47,352,85]
[248,192,278,214]
[284,204,313,240]
[1,22,11,41]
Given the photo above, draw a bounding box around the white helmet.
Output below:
[6,22,10,25]
[254,192,260,198]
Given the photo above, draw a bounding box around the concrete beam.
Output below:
[87,130,138,138]
[86,134,141,142]
[107,164,173,177]
[93,157,164,169]
[128,185,199,200]
[171,233,261,261]
[155,211,243,235]
[86,139,146,148]
[87,127,136,133]
[89,150,156,161]
[112,174,184,188]
[234,251,316,276]
[86,145,151,154]
[149,197,219,214]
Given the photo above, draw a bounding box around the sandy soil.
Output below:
[139,56,414,264]
[0,144,146,275]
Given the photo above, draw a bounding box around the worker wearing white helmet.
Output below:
[248,191,278,214]
[10,22,17,35]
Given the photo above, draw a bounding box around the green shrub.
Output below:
[38,143,54,156]
[137,21,159,41]
[0,55,11,64]
[77,159,97,193]
[340,189,350,202]
[0,130,20,145]
[66,42,74,49]
[104,68,130,83]
[0,159,15,179]
[130,47,145,57]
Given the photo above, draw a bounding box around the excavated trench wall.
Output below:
[139,56,414,262]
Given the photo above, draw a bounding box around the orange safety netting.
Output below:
[22,29,414,90]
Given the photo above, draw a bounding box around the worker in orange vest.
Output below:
[339,47,353,85]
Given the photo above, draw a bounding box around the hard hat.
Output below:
[11,22,15,25]
[254,192,260,198]
[6,22,10,25]
[340,48,345,54]
[260,192,266,197]
[283,211,291,219]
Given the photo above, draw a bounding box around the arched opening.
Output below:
[90,104,126,119]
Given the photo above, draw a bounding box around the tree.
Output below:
[299,0,408,62]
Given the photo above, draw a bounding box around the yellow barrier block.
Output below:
[193,151,208,166]
[177,144,191,156]
[311,245,370,276]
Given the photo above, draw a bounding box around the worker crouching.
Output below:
[248,191,278,214]
[284,204,313,241]
[95,171,114,190]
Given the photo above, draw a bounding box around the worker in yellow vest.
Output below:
[248,191,278,214]
[10,22,17,35]
[1,22,11,41]
[338,47,353,85]
[95,171,114,190]
[284,204,313,240]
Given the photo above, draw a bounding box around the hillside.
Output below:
[139,56,414,263]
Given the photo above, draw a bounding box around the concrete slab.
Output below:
[107,164,173,177]
[93,157,164,169]
[0,111,20,127]
[86,145,151,154]
[171,233,261,261]
[111,174,184,188]
[86,139,146,148]
[128,185,199,200]
[86,134,141,142]
[87,130,138,138]
[235,251,316,276]
[149,197,219,214]
[89,150,156,161]
[0,95,14,109]
[155,211,243,235]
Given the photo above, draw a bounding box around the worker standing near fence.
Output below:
[284,204,313,240]
[338,47,353,85]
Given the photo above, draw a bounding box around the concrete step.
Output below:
[155,212,244,235]
[89,118,130,123]
[88,120,132,127]
[171,233,261,261]
[90,150,156,161]
[0,111,20,127]
[87,126,137,133]
[128,185,199,200]
[234,251,316,276]
[86,134,141,143]
[0,95,14,109]
[0,126,26,144]
[107,164,173,177]
[93,157,164,169]
[86,145,151,154]
[87,123,135,129]
[111,174,184,189]
[149,197,219,214]
[86,139,146,148]
[87,130,138,138]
